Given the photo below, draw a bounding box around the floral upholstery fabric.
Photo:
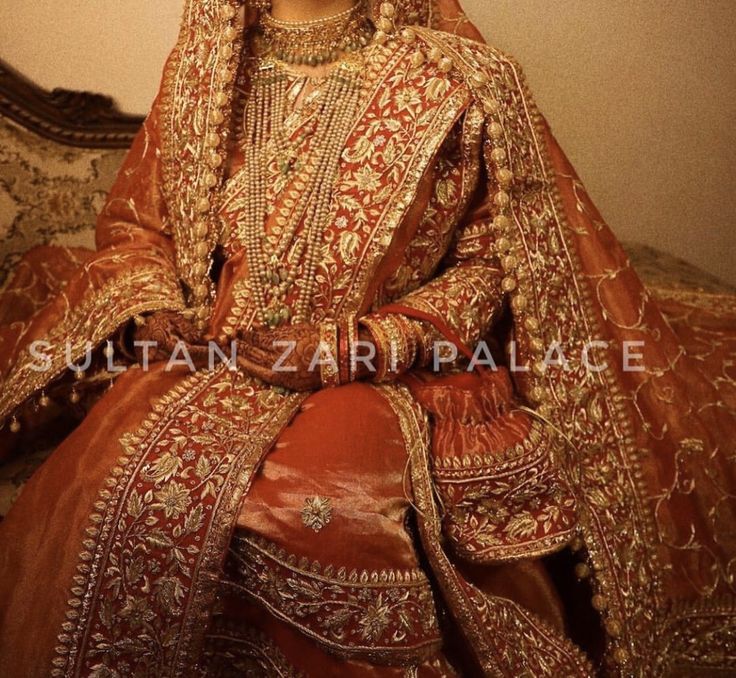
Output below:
[0,115,126,286]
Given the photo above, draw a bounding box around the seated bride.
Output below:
[1,0,734,675]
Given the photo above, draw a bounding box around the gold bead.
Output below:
[491,147,507,165]
[612,648,628,664]
[204,172,218,188]
[39,393,51,408]
[219,67,234,84]
[211,110,225,125]
[195,242,210,258]
[215,92,228,107]
[376,17,393,33]
[495,236,511,253]
[496,167,514,186]
[133,314,147,328]
[574,562,591,580]
[538,403,554,418]
[532,361,547,377]
[69,389,81,404]
[591,594,607,611]
[380,2,395,18]
[471,72,489,87]
[208,152,223,168]
[220,4,236,19]
[373,30,388,45]
[438,57,454,73]
[411,50,426,68]
[400,28,416,44]
[524,317,539,332]
[529,386,545,404]
[511,294,528,312]
[501,276,517,292]
[74,369,86,382]
[223,25,238,42]
[429,47,443,63]
[605,620,622,638]
[570,535,585,552]
[194,222,208,239]
[494,191,510,208]
[221,44,233,60]
[206,132,220,148]
[9,417,21,434]
[493,214,511,231]
[502,254,517,270]
[197,197,212,214]
[483,98,500,114]
[530,337,545,354]
[487,121,504,140]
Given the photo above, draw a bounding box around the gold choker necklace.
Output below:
[255,2,374,66]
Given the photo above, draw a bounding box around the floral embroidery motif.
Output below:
[52,369,307,676]
[301,496,332,532]
[0,263,184,421]
[201,621,307,677]
[224,533,442,663]
[433,420,578,562]
[376,382,594,676]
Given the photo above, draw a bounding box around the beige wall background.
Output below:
[1,0,734,283]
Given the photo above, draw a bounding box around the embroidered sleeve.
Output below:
[360,165,507,375]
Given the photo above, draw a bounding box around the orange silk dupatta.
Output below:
[0,1,734,676]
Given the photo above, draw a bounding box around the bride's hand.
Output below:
[133,310,208,365]
[235,322,324,392]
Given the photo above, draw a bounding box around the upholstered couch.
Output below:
[0,60,732,518]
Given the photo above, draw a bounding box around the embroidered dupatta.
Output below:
[0,1,734,676]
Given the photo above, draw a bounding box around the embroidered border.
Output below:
[0,260,183,421]
[201,620,307,677]
[222,533,442,666]
[374,382,594,677]
[51,367,307,676]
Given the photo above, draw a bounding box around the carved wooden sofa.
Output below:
[0,59,732,517]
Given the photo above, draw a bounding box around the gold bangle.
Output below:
[318,320,340,388]
[380,314,408,375]
[411,318,439,368]
[390,314,418,371]
[339,313,359,382]
[358,316,389,382]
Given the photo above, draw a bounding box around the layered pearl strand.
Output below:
[235,51,364,328]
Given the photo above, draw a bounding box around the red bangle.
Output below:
[338,315,352,384]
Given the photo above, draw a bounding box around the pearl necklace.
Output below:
[234,54,364,328]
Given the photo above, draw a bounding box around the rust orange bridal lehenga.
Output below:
[1,0,735,676]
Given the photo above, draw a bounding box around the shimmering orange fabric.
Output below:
[0,1,735,676]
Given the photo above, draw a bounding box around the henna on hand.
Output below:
[235,322,323,391]
[133,310,207,366]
